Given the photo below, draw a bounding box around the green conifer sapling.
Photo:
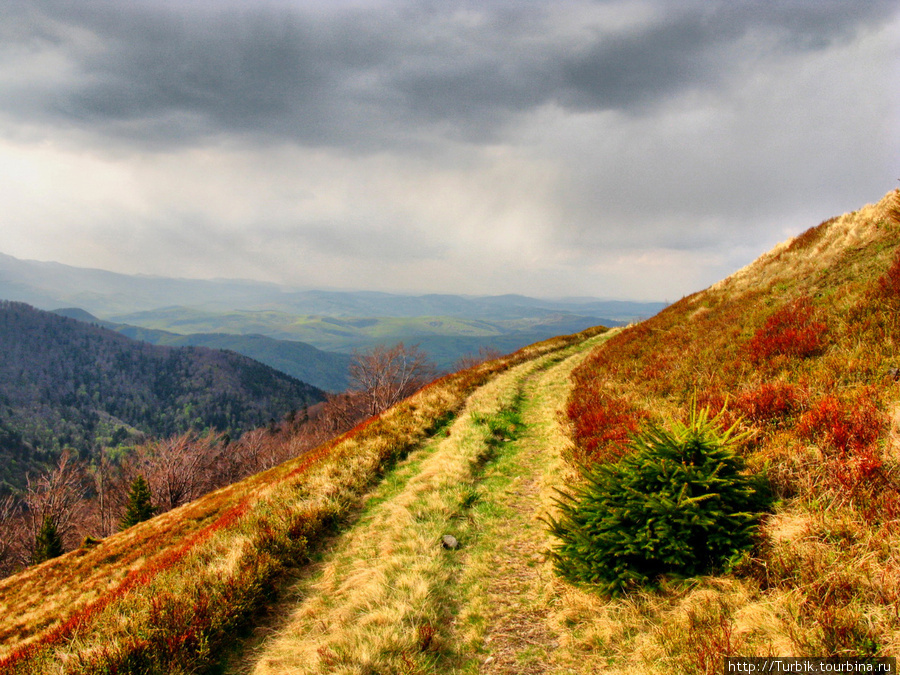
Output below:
[119,474,156,530]
[547,406,771,595]
[32,515,64,564]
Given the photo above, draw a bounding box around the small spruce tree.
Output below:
[32,515,64,564]
[119,474,156,530]
[547,407,771,595]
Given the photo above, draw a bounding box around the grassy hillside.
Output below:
[0,328,602,673]
[559,189,900,664]
[4,190,899,673]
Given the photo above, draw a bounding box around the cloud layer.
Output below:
[1,0,898,300]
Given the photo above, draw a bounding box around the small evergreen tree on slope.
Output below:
[32,515,64,564]
[119,474,156,530]
[547,407,771,595]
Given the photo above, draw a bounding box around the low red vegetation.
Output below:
[876,248,900,299]
[0,498,253,671]
[797,394,885,454]
[567,391,647,464]
[746,298,827,364]
[735,381,805,426]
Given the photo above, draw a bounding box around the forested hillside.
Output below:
[0,301,325,491]
[52,309,353,392]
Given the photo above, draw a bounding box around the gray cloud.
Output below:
[0,0,897,300]
[3,1,895,150]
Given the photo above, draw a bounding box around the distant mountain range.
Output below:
[0,301,326,491]
[0,251,665,321]
[0,252,666,369]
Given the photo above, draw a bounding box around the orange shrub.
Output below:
[797,394,885,454]
[736,381,804,426]
[746,298,826,364]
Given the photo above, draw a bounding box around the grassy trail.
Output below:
[450,330,600,674]
[220,333,608,675]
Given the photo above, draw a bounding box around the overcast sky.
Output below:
[1,1,898,300]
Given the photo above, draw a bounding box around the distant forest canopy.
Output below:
[0,301,326,492]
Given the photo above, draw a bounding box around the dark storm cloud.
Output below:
[556,1,896,111]
[2,0,896,151]
[0,0,897,300]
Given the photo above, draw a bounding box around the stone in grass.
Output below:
[441,534,459,550]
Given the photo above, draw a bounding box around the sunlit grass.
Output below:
[0,328,595,673]
[560,189,900,663]
[228,352,549,675]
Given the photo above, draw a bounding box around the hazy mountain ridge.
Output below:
[0,252,664,321]
[52,308,352,392]
[0,301,326,491]
[1,252,664,369]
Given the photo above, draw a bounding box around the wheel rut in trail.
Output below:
[456,341,598,675]
[220,334,606,675]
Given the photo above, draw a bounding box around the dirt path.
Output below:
[221,334,606,675]
[454,338,598,674]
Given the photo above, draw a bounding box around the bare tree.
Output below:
[89,446,117,537]
[222,428,284,481]
[0,494,24,576]
[454,346,503,372]
[349,343,437,417]
[23,450,90,555]
[130,432,225,513]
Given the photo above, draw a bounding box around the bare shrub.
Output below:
[349,343,438,417]
[127,432,226,514]
[0,495,26,576]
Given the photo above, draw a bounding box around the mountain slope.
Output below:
[0,328,599,672]
[558,189,900,664]
[52,309,352,392]
[0,302,325,490]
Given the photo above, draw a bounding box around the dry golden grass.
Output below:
[229,350,569,675]
[556,189,900,667]
[0,326,596,673]
[451,334,606,674]
[0,462,287,659]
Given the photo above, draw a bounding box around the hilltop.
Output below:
[1,189,899,673]
[0,302,325,491]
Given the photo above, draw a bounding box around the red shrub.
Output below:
[567,392,647,464]
[877,249,900,298]
[797,395,885,454]
[746,298,827,363]
[736,381,804,426]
